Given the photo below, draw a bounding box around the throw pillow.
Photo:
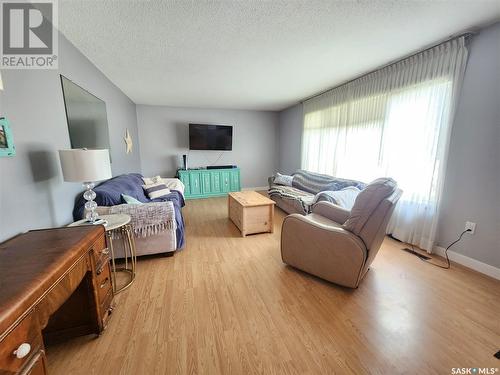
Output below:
[121,194,143,205]
[273,172,293,186]
[142,175,162,185]
[143,182,171,199]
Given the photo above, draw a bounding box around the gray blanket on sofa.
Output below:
[292,170,366,194]
[268,170,366,213]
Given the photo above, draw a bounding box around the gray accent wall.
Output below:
[277,103,303,175]
[136,105,278,188]
[437,23,500,268]
[276,22,500,268]
[0,33,141,242]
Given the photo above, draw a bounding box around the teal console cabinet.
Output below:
[178,168,241,199]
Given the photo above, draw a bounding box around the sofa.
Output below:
[281,178,402,288]
[268,170,366,215]
[73,173,185,257]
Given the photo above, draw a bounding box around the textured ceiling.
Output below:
[58,0,500,111]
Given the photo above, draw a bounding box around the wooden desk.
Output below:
[0,226,114,375]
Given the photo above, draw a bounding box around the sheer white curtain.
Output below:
[302,37,469,252]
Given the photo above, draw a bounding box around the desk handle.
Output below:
[100,278,109,289]
[97,264,106,275]
[13,343,31,359]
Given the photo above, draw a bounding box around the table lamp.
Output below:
[59,148,112,224]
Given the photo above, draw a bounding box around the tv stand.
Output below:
[177,168,240,199]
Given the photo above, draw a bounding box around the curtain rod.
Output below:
[300,30,477,103]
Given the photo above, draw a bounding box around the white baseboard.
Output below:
[242,186,268,191]
[433,246,500,280]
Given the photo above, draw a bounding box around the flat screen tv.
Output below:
[60,75,111,152]
[189,124,233,151]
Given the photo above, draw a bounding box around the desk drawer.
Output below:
[96,264,112,304]
[90,235,108,267]
[95,255,110,278]
[0,312,43,374]
[19,350,46,375]
[100,289,114,329]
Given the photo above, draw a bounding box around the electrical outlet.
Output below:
[465,221,476,234]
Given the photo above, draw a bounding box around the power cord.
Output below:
[203,151,224,167]
[411,229,471,269]
[210,151,224,166]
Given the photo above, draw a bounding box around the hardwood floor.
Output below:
[46,195,500,374]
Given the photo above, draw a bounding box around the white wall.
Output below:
[276,22,500,268]
[0,33,141,242]
[136,105,278,188]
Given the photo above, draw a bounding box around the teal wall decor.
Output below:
[0,117,15,157]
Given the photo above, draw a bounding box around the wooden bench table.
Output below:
[228,191,275,237]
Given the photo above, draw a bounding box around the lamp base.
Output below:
[83,181,99,223]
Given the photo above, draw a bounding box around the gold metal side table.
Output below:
[69,214,137,293]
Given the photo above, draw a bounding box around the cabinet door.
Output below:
[210,171,221,193]
[201,172,212,194]
[179,173,191,196]
[230,170,240,191]
[220,171,230,193]
[190,172,201,195]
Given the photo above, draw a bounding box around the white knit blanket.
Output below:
[97,202,176,239]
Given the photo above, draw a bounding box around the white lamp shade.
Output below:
[59,149,112,182]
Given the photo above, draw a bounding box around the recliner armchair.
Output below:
[281,178,402,288]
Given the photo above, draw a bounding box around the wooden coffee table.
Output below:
[228,191,275,237]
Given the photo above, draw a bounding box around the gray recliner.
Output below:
[281,178,402,288]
